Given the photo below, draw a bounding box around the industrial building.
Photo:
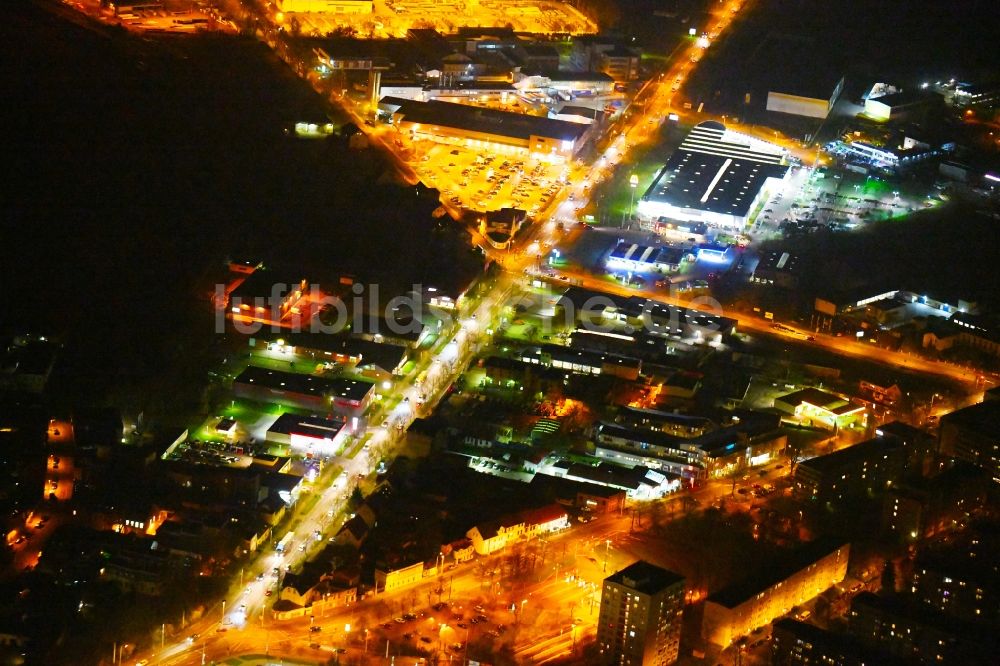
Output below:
[265,413,348,456]
[702,539,850,647]
[275,0,372,13]
[864,89,943,123]
[767,73,845,119]
[380,96,593,160]
[233,366,374,421]
[597,560,685,665]
[637,122,789,229]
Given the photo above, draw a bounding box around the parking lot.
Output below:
[749,166,937,239]
[415,141,569,216]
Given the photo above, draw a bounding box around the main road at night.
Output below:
[138,1,987,664]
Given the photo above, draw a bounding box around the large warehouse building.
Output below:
[637,121,789,229]
[380,96,592,160]
[275,0,372,13]
[766,74,845,119]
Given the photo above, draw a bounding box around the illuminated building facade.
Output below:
[598,560,685,665]
[594,409,786,481]
[227,270,317,330]
[773,387,866,431]
[265,412,348,457]
[374,560,424,593]
[766,74,844,119]
[465,504,568,555]
[702,540,849,647]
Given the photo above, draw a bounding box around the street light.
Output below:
[624,174,639,228]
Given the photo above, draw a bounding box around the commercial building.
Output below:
[516,71,616,96]
[938,399,1000,483]
[233,366,374,421]
[480,207,527,250]
[702,540,850,647]
[637,122,789,229]
[549,460,681,499]
[864,90,942,123]
[594,409,786,481]
[265,412,348,456]
[518,344,641,381]
[276,0,372,12]
[597,560,685,666]
[556,286,737,343]
[250,332,408,378]
[597,46,641,82]
[767,74,845,119]
[773,388,865,431]
[606,242,691,274]
[382,96,593,160]
[749,250,800,289]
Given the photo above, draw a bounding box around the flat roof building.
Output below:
[265,413,348,456]
[606,242,690,274]
[750,249,800,289]
[598,560,685,665]
[383,96,593,160]
[233,366,374,420]
[864,89,943,123]
[774,387,866,431]
[638,122,789,229]
[594,411,785,481]
[276,0,371,13]
[793,435,910,506]
[518,344,641,381]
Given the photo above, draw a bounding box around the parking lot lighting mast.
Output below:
[627,174,640,228]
